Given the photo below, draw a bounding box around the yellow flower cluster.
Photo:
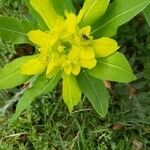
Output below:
[21,12,119,78]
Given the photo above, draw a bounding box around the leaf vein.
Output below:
[0,26,27,36]
[98,60,133,76]
[84,71,104,114]
[0,70,21,84]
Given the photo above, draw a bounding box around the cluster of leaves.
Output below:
[0,0,149,123]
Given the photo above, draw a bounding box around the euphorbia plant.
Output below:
[0,0,149,122]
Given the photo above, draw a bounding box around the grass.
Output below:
[0,0,150,149]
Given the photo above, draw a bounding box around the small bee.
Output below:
[81,34,90,41]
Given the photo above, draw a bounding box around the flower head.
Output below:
[21,12,119,78]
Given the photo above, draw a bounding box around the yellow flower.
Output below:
[21,12,119,78]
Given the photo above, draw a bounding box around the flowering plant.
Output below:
[0,0,149,122]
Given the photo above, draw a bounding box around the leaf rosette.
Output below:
[1,0,148,122]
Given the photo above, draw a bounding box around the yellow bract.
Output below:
[92,37,120,57]
[30,0,62,29]
[21,57,47,75]
[21,12,119,78]
[46,53,66,78]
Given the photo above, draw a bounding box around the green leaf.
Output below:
[91,0,150,38]
[88,52,136,83]
[25,0,49,30]
[79,0,110,27]
[52,0,74,15]
[143,4,150,27]
[29,0,74,30]
[62,73,81,112]
[0,55,37,90]
[10,73,61,123]
[0,16,37,43]
[78,71,109,118]
[29,0,56,29]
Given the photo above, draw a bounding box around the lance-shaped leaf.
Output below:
[10,73,61,123]
[78,71,109,118]
[0,55,37,90]
[29,0,74,30]
[79,0,110,26]
[25,0,49,30]
[143,4,150,27]
[88,52,136,83]
[0,16,37,43]
[62,73,81,112]
[91,0,150,38]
